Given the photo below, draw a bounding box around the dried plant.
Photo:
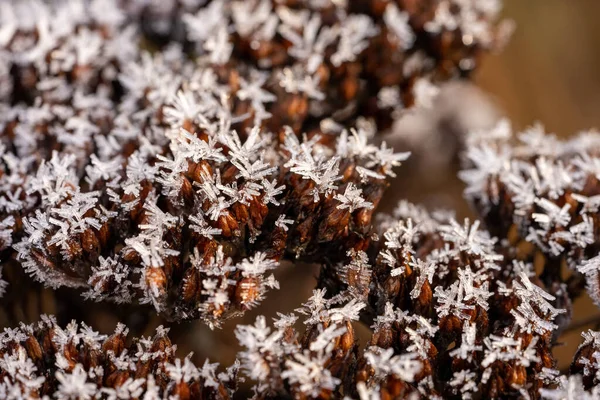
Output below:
[0,316,239,399]
[3,1,598,399]
[460,120,600,304]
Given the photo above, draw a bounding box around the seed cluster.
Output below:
[7,1,599,400]
[4,201,600,399]
[0,0,506,326]
[316,201,568,398]
[0,316,238,399]
[460,120,600,305]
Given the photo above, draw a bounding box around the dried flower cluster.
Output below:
[460,120,600,305]
[6,0,600,399]
[316,201,566,398]
[0,316,238,399]
[0,0,507,323]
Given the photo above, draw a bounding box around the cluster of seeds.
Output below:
[460,120,600,305]
[2,198,596,399]
[0,0,507,326]
[0,316,238,399]
[4,81,406,325]
[10,1,600,399]
[316,201,569,398]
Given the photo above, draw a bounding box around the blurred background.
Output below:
[478,1,600,136]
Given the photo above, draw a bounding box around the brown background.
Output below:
[479,1,600,134]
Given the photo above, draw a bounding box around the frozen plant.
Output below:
[6,1,599,399]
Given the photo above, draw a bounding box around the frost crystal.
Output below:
[334,183,374,213]
[364,347,422,383]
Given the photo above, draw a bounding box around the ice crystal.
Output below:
[364,347,422,383]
